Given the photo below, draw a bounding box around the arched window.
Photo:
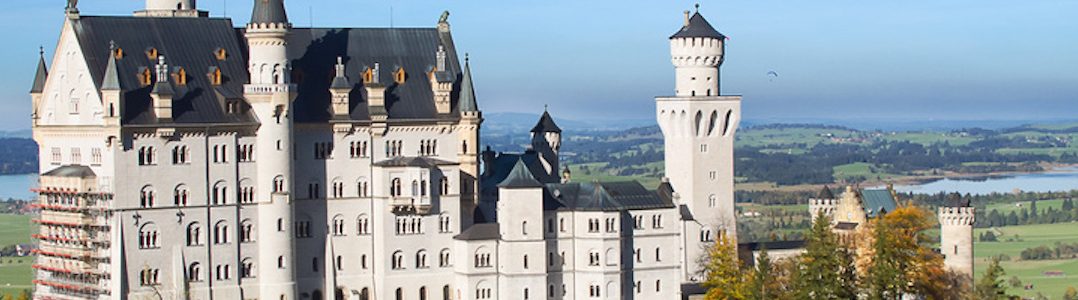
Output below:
[240,219,254,243]
[439,249,451,267]
[442,285,450,300]
[278,256,286,269]
[412,180,419,196]
[416,250,428,268]
[357,178,369,197]
[361,254,368,269]
[186,222,202,246]
[336,255,343,271]
[357,214,370,235]
[523,255,529,269]
[174,184,189,206]
[419,286,427,300]
[273,175,285,193]
[395,288,403,300]
[212,181,228,205]
[140,186,156,208]
[392,251,404,269]
[421,180,428,196]
[332,215,346,236]
[605,248,617,266]
[588,250,600,266]
[241,258,254,278]
[188,262,202,282]
[214,221,229,244]
[361,288,370,300]
[655,247,662,262]
[240,179,255,203]
[440,177,449,195]
[138,223,159,249]
[391,178,402,197]
[331,179,344,198]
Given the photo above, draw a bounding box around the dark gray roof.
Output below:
[251,0,289,24]
[835,222,859,230]
[31,51,48,93]
[286,27,465,123]
[458,60,478,112]
[741,240,806,251]
[72,16,255,125]
[43,165,96,178]
[670,12,726,40]
[454,223,500,241]
[943,193,971,208]
[373,156,456,168]
[101,50,120,91]
[480,151,560,199]
[498,159,543,188]
[530,111,561,133]
[817,185,835,199]
[547,181,675,212]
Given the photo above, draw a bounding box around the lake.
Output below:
[893,167,1078,195]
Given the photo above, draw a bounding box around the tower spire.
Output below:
[458,57,478,112]
[102,42,121,91]
[31,47,48,94]
[251,0,289,25]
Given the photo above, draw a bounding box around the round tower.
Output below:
[670,7,726,97]
[243,0,298,299]
[939,198,975,283]
[145,0,195,10]
[136,0,202,17]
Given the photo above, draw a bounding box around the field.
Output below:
[974,223,1078,298]
[0,214,32,296]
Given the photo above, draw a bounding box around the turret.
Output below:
[457,56,482,201]
[101,42,123,127]
[669,5,726,97]
[530,110,561,153]
[30,47,48,127]
[150,56,174,122]
[430,45,454,115]
[135,0,205,17]
[330,57,352,118]
[939,195,975,284]
[809,185,838,222]
[243,0,298,298]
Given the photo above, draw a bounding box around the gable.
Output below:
[37,19,106,127]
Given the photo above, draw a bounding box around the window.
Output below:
[386,140,403,157]
[412,180,420,196]
[332,215,346,236]
[350,141,369,158]
[701,229,713,242]
[652,215,663,229]
[172,145,189,164]
[708,194,717,207]
[522,221,528,235]
[656,280,661,292]
[138,146,156,165]
[416,250,429,268]
[357,179,370,197]
[70,148,81,164]
[560,218,565,232]
[391,178,402,197]
[307,182,321,199]
[474,249,492,268]
[140,186,156,208]
[331,180,344,198]
[238,144,254,162]
[212,181,228,205]
[186,222,202,246]
[188,263,202,282]
[295,220,312,238]
[440,178,449,195]
[214,221,229,244]
[634,215,644,229]
[215,264,231,280]
[138,223,159,249]
[240,180,255,203]
[655,248,662,262]
[439,214,451,233]
[635,248,641,263]
[212,145,228,163]
[314,142,333,159]
[395,216,423,235]
[588,219,599,233]
[523,288,529,300]
[589,284,601,298]
[241,220,254,243]
[312,258,319,272]
[357,214,370,235]
[273,175,285,193]
[174,184,189,206]
[278,256,286,269]
[361,254,368,269]
[420,286,428,300]
[588,251,600,266]
[605,218,616,233]
[69,96,79,114]
[392,251,405,270]
[700,144,708,153]
[396,288,404,300]
[439,249,451,267]
[241,258,254,278]
[139,268,160,286]
[523,255,529,269]
[50,147,61,165]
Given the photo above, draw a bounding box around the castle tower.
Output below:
[655,7,742,283]
[458,56,482,205]
[244,0,299,298]
[136,0,204,17]
[809,185,838,222]
[939,197,975,283]
[530,110,562,176]
[495,159,549,298]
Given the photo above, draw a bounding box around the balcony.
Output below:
[390,196,432,215]
[244,84,295,94]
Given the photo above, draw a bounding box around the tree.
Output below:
[745,248,782,300]
[1064,286,1077,300]
[863,220,904,299]
[1007,276,1022,288]
[792,212,857,299]
[14,290,27,300]
[703,231,745,300]
[981,230,998,242]
[974,257,1009,300]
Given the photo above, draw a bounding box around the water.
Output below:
[894,167,1078,195]
[0,174,37,201]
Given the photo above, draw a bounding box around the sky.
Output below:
[0,0,1075,131]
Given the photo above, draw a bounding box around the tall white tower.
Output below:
[135,0,203,17]
[656,7,742,283]
[939,197,975,284]
[244,0,299,298]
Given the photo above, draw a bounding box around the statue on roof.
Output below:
[439,11,450,23]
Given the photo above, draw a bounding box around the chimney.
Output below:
[151,55,174,121]
[683,10,690,26]
[365,62,387,113]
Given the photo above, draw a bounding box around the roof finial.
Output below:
[108,40,116,51]
[465,52,470,63]
[335,56,345,77]
[695,3,700,13]
[544,104,548,112]
[39,46,44,57]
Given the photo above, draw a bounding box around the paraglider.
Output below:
[766,70,779,81]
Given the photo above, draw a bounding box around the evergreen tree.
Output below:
[1030,200,1039,218]
[1063,199,1074,211]
[792,212,857,299]
[703,231,745,300]
[974,257,1009,300]
[1006,211,1019,226]
[863,220,904,300]
[745,248,781,300]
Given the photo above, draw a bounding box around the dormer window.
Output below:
[226,100,240,114]
[145,47,159,60]
[363,67,373,83]
[394,67,406,84]
[173,67,187,86]
[214,48,228,61]
[139,67,152,86]
[114,47,124,59]
[208,67,222,85]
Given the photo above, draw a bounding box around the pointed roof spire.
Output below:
[498,158,543,188]
[331,56,351,89]
[817,185,835,199]
[531,110,562,133]
[102,41,121,91]
[31,47,48,93]
[250,0,289,24]
[670,5,726,40]
[458,54,478,112]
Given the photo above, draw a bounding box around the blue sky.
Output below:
[1,1,1075,130]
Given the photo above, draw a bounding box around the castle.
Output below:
[809,185,976,280]
[30,1,739,299]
